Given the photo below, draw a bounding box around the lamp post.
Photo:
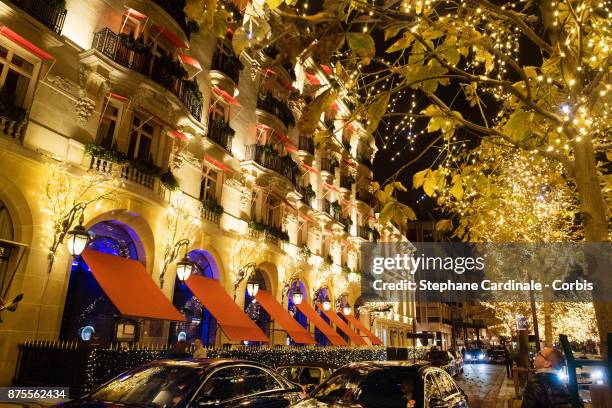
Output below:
[246,274,260,297]
[176,256,194,282]
[343,303,352,316]
[322,294,331,311]
[66,223,90,257]
[292,285,303,305]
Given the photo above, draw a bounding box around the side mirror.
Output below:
[429,397,450,408]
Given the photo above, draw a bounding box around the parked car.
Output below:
[463,349,487,363]
[290,361,470,407]
[448,349,464,374]
[423,350,459,377]
[487,350,507,364]
[55,358,303,408]
[277,363,335,392]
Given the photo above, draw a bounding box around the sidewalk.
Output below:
[457,364,515,408]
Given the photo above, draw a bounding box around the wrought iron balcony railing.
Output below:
[244,145,298,186]
[320,158,336,173]
[339,176,354,190]
[210,51,242,84]
[10,0,67,34]
[256,95,295,127]
[298,135,315,155]
[91,28,202,121]
[206,117,234,152]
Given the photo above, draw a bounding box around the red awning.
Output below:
[81,249,185,321]
[320,64,333,75]
[180,54,202,71]
[186,275,269,342]
[296,302,347,346]
[204,155,233,172]
[301,163,318,174]
[151,24,188,49]
[255,290,316,344]
[299,214,314,222]
[262,68,277,76]
[0,27,53,61]
[323,182,339,192]
[108,92,128,102]
[305,72,321,86]
[343,312,382,345]
[272,132,297,152]
[330,102,340,111]
[323,311,367,345]
[212,87,241,106]
[344,158,357,167]
[170,130,188,141]
[124,8,147,21]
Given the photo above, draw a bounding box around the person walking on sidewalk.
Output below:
[504,346,513,379]
[521,347,574,408]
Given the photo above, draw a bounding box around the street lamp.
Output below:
[343,303,352,316]
[292,285,303,305]
[246,275,260,297]
[66,224,89,256]
[322,295,331,311]
[176,256,194,282]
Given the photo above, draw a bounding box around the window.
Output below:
[357,369,422,408]
[0,43,37,107]
[311,367,361,404]
[265,196,280,227]
[128,114,155,162]
[97,99,122,148]
[200,167,219,201]
[210,99,229,122]
[200,366,282,402]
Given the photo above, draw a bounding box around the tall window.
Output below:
[200,167,219,201]
[128,114,155,162]
[265,196,280,227]
[97,99,122,148]
[210,99,228,122]
[0,44,36,107]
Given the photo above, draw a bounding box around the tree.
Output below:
[189,0,610,348]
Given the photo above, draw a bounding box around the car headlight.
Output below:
[465,354,471,359]
[479,353,486,359]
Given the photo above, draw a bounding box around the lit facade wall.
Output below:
[0,0,411,384]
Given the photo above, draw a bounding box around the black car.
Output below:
[463,349,487,363]
[290,361,469,408]
[423,351,458,377]
[487,350,507,364]
[56,359,302,408]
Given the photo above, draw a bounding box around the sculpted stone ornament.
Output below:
[46,74,80,95]
[74,97,96,124]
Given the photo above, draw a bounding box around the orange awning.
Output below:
[255,290,316,344]
[186,275,268,342]
[81,249,185,321]
[296,302,347,346]
[343,312,383,345]
[324,311,367,345]
[180,54,202,71]
[171,130,188,141]
[124,8,147,21]
[305,72,321,85]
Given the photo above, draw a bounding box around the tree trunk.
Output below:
[572,134,610,356]
[543,301,553,347]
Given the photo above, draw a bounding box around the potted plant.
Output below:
[330,201,342,216]
[325,254,333,265]
[160,170,180,191]
[299,244,311,258]
[302,185,316,202]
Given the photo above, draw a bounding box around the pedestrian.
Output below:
[504,346,513,379]
[521,347,573,408]
[192,338,207,358]
[168,339,189,358]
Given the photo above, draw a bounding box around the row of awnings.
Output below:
[81,249,382,345]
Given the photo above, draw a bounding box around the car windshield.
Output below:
[491,351,505,356]
[425,351,450,362]
[90,364,205,408]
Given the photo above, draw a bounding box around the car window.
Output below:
[299,368,322,384]
[356,369,423,408]
[424,369,460,402]
[312,367,361,403]
[199,366,283,402]
[278,367,301,382]
[91,364,205,408]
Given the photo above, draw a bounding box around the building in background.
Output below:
[0,0,410,385]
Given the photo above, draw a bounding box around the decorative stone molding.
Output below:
[46,74,80,95]
[74,97,96,124]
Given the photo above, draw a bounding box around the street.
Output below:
[456,364,515,408]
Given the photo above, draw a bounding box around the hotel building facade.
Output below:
[0,0,416,385]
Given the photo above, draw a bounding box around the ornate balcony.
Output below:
[320,158,337,173]
[357,225,372,240]
[244,145,299,187]
[91,29,202,121]
[299,185,315,207]
[10,0,67,34]
[257,94,295,127]
[206,117,234,152]
[248,220,289,245]
[340,175,354,190]
[0,116,26,140]
[210,51,242,84]
[88,151,156,191]
[298,135,315,155]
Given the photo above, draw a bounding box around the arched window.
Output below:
[243,269,270,342]
[171,250,218,346]
[60,221,143,345]
[0,199,13,241]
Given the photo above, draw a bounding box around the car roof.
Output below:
[144,358,274,370]
[343,360,431,370]
[277,363,337,369]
